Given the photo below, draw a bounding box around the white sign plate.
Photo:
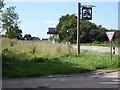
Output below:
[105,31,116,42]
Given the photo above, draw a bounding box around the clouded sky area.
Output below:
[3,0,119,39]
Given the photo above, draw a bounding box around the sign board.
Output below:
[82,7,92,20]
[105,31,116,42]
[47,28,58,34]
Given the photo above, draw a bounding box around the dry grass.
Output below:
[1,38,76,57]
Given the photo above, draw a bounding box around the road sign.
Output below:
[105,31,116,61]
[105,31,116,42]
[82,7,92,20]
[47,28,58,34]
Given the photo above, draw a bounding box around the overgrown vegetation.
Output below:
[2,38,119,78]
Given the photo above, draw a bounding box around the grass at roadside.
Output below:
[1,38,120,78]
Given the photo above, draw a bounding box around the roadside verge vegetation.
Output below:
[1,38,119,78]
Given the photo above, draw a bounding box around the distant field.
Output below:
[1,38,120,78]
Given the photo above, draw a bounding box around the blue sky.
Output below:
[3,1,118,39]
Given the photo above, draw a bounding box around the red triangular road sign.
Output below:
[105,31,116,42]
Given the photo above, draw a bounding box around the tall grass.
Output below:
[1,38,75,57]
[1,38,119,78]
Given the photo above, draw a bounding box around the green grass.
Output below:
[72,41,119,47]
[1,38,120,78]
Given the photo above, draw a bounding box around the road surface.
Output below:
[2,70,120,88]
[73,46,120,55]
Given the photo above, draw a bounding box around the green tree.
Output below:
[0,0,5,34]
[16,29,22,39]
[114,30,120,44]
[0,0,5,12]
[56,14,108,43]
[56,14,77,43]
[24,34,32,40]
[32,37,40,40]
[0,6,21,38]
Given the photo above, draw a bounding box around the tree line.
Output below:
[0,0,119,43]
[56,14,119,44]
[0,0,40,40]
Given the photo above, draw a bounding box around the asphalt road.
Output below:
[73,46,120,55]
[2,70,120,88]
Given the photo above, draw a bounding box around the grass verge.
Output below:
[1,38,120,78]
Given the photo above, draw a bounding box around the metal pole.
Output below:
[110,42,112,61]
[77,3,81,54]
[67,30,69,45]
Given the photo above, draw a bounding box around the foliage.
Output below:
[24,34,32,40]
[0,6,22,38]
[49,35,55,40]
[32,37,40,40]
[0,0,5,12]
[56,14,77,43]
[2,38,119,78]
[114,30,120,45]
[56,14,109,43]
[90,28,108,43]
[0,2,40,40]
[0,0,5,33]
[23,34,40,41]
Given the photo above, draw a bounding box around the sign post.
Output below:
[105,31,116,61]
[77,3,81,54]
[47,27,59,42]
[110,42,112,61]
[82,7,92,20]
[77,3,95,54]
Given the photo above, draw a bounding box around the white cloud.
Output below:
[44,20,57,25]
